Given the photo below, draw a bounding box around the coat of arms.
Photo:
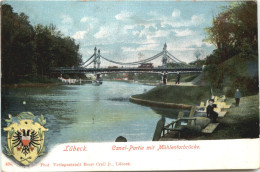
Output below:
[3,112,48,165]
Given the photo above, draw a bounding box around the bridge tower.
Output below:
[162,43,168,69]
[97,49,101,69]
[93,47,97,68]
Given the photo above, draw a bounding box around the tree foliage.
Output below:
[2,4,82,84]
[204,1,257,62]
[203,1,258,96]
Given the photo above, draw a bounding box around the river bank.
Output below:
[131,85,211,106]
[129,96,192,110]
[158,94,259,141]
[2,78,92,88]
[194,94,259,140]
[1,77,62,88]
[130,84,259,140]
[2,82,63,88]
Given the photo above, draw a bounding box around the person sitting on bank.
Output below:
[206,99,218,123]
[234,89,241,107]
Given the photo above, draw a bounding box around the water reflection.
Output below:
[1,81,185,151]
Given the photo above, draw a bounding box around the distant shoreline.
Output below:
[2,82,63,88]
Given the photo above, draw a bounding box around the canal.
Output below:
[1,81,188,150]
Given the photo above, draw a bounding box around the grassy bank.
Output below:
[2,82,63,88]
[160,94,259,140]
[2,77,61,88]
[195,94,259,140]
[132,85,211,106]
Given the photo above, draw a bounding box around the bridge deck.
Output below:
[50,67,203,74]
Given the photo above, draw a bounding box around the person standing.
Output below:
[175,72,181,84]
[235,89,241,107]
[162,73,167,85]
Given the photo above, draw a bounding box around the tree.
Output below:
[203,1,258,94]
[2,4,35,83]
[204,1,257,62]
[2,4,83,83]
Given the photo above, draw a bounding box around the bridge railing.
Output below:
[50,66,203,74]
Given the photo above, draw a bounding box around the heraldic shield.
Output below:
[4,112,48,165]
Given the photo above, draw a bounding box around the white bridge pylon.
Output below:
[80,43,187,69]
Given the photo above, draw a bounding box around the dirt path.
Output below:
[167,73,209,86]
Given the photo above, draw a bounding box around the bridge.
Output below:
[51,43,202,73]
[51,43,203,84]
[51,67,202,74]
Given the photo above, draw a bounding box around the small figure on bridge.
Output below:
[162,72,167,85]
[175,72,181,84]
[234,89,241,107]
[206,99,218,123]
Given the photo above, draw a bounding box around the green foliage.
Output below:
[226,76,259,97]
[2,4,82,84]
[204,2,258,96]
[133,86,211,105]
[5,146,13,156]
[17,112,35,120]
[38,114,46,126]
[135,73,159,81]
[189,59,206,67]
[205,2,257,59]
[4,114,13,124]
[183,74,199,82]
[37,145,46,156]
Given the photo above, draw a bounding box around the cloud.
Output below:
[123,25,136,34]
[61,14,73,24]
[93,23,136,42]
[191,14,205,25]
[121,43,160,53]
[80,16,98,23]
[172,9,181,18]
[84,9,208,64]
[152,30,171,38]
[115,11,132,21]
[203,42,213,47]
[94,26,110,39]
[72,30,89,40]
[174,29,193,37]
[136,25,172,46]
[132,30,140,36]
[160,13,205,28]
[80,17,88,23]
[166,36,215,61]
[58,15,74,35]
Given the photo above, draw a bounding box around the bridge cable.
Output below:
[165,55,179,63]
[100,51,163,65]
[166,50,183,63]
[166,54,189,67]
[100,51,164,65]
[83,56,98,67]
[81,54,95,66]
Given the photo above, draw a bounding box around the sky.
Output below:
[5,1,229,67]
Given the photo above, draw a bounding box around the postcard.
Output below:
[1,0,259,171]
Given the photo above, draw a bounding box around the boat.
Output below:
[92,80,102,86]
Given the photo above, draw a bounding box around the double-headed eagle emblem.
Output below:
[4,112,48,165]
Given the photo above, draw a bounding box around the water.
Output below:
[1,81,188,150]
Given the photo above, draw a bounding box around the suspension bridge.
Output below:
[51,43,202,74]
[51,43,203,84]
